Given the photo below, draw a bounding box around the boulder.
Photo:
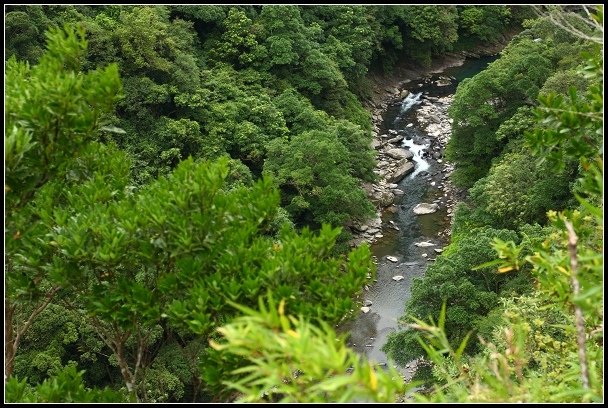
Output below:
[413,203,439,215]
[386,148,414,160]
[361,306,371,313]
[434,248,443,253]
[353,224,369,232]
[399,89,410,99]
[387,135,404,145]
[386,256,399,262]
[371,190,395,207]
[414,241,435,247]
[371,139,382,150]
[392,275,405,281]
[388,161,415,183]
[386,205,399,213]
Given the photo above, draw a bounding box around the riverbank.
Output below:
[340,43,509,384]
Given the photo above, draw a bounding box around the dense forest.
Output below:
[4,5,603,403]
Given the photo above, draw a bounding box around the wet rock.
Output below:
[386,148,413,160]
[388,129,398,135]
[413,203,439,215]
[388,161,415,183]
[371,190,395,207]
[387,135,404,144]
[399,89,410,99]
[363,299,373,307]
[353,224,369,232]
[421,253,428,258]
[386,205,399,213]
[386,255,399,262]
[434,248,443,253]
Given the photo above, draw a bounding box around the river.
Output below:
[339,55,498,377]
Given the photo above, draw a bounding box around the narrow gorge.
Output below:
[341,55,498,378]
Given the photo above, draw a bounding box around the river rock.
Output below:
[434,248,443,253]
[371,190,395,207]
[386,256,399,263]
[392,275,405,281]
[421,253,428,258]
[363,299,373,307]
[388,129,398,135]
[413,203,439,215]
[386,148,414,160]
[387,135,404,144]
[414,241,435,247]
[371,139,382,150]
[361,306,371,313]
[388,161,415,183]
[386,205,399,213]
[399,89,410,99]
[353,224,369,232]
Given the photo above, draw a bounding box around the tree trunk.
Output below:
[115,342,139,402]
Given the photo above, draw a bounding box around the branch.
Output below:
[532,5,603,45]
[564,220,590,390]
[13,286,61,348]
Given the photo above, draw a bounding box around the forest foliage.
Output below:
[5,4,602,403]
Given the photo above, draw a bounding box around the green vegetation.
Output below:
[381,5,603,402]
[5,4,601,404]
[5,24,372,402]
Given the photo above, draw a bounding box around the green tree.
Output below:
[5,365,125,403]
[457,6,511,42]
[5,24,122,379]
[446,37,554,188]
[210,296,409,403]
[382,227,523,366]
[264,130,375,230]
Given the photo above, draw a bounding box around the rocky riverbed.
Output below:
[349,87,458,248]
[338,52,503,388]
